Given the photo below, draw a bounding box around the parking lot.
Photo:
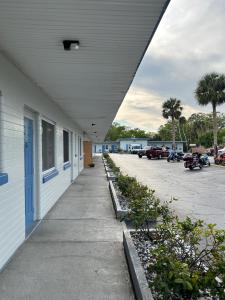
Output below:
[110,153,225,229]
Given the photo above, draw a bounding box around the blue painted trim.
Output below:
[42,169,59,183]
[0,173,8,186]
[63,162,71,170]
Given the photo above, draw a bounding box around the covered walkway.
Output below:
[0,157,134,300]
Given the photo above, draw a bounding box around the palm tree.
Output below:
[179,116,188,147]
[195,73,225,154]
[162,98,183,150]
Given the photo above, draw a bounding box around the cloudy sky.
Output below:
[114,0,225,132]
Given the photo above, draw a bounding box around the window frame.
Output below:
[63,129,70,164]
[41,118,56,175]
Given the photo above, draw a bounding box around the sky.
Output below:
[114,0,225,132]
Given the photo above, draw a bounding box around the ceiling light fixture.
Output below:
[63,40,80,51]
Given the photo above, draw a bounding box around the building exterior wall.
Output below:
[93,144,103,153]
[119,139,148,151]
[0,53,84,270]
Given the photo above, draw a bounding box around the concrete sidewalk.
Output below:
[0,157,134,300]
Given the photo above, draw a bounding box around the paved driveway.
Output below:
[111,154,225,229]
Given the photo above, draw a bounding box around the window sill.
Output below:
[0,173,8,186]
[42,169,59,183]
[63,162,71,170]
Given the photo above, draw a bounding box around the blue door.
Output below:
[24,117,34,235]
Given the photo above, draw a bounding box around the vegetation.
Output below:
[103,153,120,175]
[105,73,225,151]
[105,122,155,141]
[149,217,225,299]
[162,98,183,150]
[104,155,225,299]
[195,72,225,153]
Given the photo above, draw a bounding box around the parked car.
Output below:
[146,147,169,159]
[129,144,142,154]
[137,146,152,158]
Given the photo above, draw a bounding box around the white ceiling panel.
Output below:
[0,0,170,142]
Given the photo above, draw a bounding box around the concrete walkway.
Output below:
[0,157,134,300]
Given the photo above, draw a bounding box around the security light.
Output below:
[63,40,80,51]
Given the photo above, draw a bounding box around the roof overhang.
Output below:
[0,0,170,142]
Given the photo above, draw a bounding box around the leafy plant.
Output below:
[117,174,137,198]
[103,154,120,176]
[148,217,225,299]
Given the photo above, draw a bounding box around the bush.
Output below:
[117,174,137,198]
[148,217,225,299]
[103,153,120,176]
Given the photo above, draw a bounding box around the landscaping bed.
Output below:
[103,155,225,299]
[109,180,128,219]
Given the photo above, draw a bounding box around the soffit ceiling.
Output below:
[0,0,169,142]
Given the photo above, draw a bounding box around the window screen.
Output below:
[63,130,69,163]
[42,120,55,171]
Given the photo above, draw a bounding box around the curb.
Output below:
[123,224,154,300]
[109,180,128,219]
[107,171,116,181]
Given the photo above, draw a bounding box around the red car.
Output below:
[146,147,169,159]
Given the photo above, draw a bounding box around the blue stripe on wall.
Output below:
[0,173,8,185]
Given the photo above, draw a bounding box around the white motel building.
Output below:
[0,0,170,271]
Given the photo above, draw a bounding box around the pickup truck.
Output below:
[137,146,151,158]
[145,147,169,159]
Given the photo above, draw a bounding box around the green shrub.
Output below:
[117,174,137,198]
[148,217,225,299]
[103,154,120,176]
[103,153,109,159]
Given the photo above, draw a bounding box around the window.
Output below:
[63,130,69,163]
[42,120,55,171]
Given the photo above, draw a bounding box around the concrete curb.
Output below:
[107,171,116,181]
[109,180,128,219]
[123,224,154,300]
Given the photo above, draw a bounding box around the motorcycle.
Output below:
[200,154,210,167]
[215,153,225,166]
[167,152,184,162]
[183,153,203,170]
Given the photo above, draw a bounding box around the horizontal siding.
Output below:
[0,52,84,270]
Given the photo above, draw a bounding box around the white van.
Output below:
[129,144,142,154]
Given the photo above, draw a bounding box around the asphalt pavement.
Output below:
[111,154,225,229]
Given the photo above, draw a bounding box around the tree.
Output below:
[162,98,183,149]
[179,116,188,150]
[195,72,225,154]
[105,122,150,141]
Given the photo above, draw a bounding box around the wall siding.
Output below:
[0,52,84,270]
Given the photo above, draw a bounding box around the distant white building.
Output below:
[93,139,185,153]
[118,138,148,151]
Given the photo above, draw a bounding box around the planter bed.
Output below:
[106,171,116,181]
[123,226,154,300]
[109,180,128,219]
[124,228,217,300]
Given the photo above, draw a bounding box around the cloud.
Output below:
[115,86,202,132]
[114,0,225,130]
